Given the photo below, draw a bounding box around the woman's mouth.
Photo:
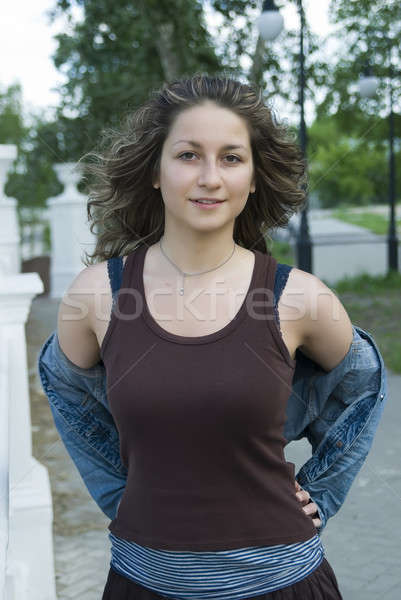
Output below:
[190,199,226,209]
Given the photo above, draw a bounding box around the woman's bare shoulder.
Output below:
[287,266,340,304]
[56,257,127,368]
[67,255,128,292]
[275,265,314,314]
[288,267,354,372]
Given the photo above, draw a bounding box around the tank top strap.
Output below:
[272,261,293,333]
[107,256,124,306]
[274,262,293,307]
[257,251,278,319]
[105,247,292,314]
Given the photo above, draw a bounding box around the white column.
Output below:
[48,162,96,298]
[0,145,20,274]
[0,271,57,600]
[0,326,9,600]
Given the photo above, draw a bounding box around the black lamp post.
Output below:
[256,0,313,273]
[358,54,399,273]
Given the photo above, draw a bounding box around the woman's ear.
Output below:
[152,168,160,189]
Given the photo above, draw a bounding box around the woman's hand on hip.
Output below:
[294,480,323,529]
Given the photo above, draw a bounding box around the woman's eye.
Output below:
[178,152,241,163]
[225,155,241,163]
[179,152,196,160]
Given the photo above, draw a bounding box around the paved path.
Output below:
[285,371,401,600]
[28,296,400,599]
[285,209,401,283]
[292,210,380,233]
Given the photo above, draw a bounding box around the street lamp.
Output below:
[358,56,399,273]
[357,64,379,99]
[256,0,313,273]
[255,0,284,41]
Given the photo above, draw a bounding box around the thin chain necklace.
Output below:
[159,238,237,296]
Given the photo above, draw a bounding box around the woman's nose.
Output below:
[197,160,222,187]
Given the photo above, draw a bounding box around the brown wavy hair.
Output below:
[79,72,307,265]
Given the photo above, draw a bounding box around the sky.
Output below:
[1,0,335,123]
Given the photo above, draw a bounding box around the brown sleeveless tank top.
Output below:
[100,243,317,551]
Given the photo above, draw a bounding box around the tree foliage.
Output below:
[309,0,401,207]
[308,116,388,208]
[319,0,401,130]
[4,117,63,209]
[3,0,399,212]
[0,84,27,146]
[45,0,330,158]
[0,85,60,208]
[48,0,222,154]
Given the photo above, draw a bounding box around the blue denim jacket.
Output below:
[37,324,387,538]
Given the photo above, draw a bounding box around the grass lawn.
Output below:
[332,209,401,235]
[268,238,401,375]
[332,271,401,375]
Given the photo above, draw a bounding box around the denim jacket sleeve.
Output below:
[38,323,387,532]
[284,324,387,536]
[37,331,127,520]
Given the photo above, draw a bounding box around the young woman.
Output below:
[57,74,351,599]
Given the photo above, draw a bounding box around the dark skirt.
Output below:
[101,556,343,600]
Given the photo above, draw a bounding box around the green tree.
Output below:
[0,86,63,209]
[2,1,341,210]
[312,0,401,206]
[319,1,401,133]
[47,0,330,160]
[48,0,222,156]
[6,117,65,209]
[0,83,27,146]
[308,126,387,208]
[307,114,388,207]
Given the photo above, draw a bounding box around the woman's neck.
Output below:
[157,235,238,274]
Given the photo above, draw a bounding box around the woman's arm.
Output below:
[39,259,127,520]
[57,264,103,369]
[296,270,354,373]
[289,269,354,529]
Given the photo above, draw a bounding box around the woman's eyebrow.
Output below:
[172,140,247,151]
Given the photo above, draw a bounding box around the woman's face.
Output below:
[153,101,256,234]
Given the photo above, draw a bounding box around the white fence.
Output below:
[18,207,50,262]
[0,328,9,600]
